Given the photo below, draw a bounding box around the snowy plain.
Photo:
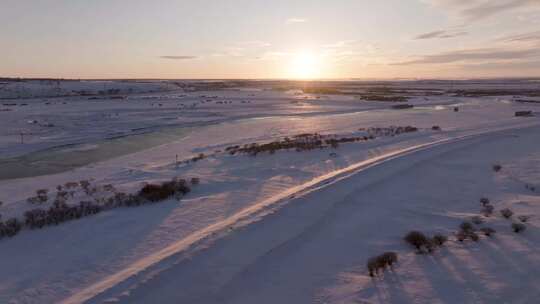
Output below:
[0,79,539,303]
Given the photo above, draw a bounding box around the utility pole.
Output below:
[20,132,24,144]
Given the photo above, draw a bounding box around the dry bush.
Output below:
[381,252,398,266]
[432,234,448,246]
[4,176,198,241]
[467,231,480,241]
[459,221,480,241]
[367,252,398,277]
[517,215,530,223]
[460,221,474,232]
[500,208,513,219]
[480,197,490,206]
[456,230,467,242]
[482,204,494,217]
[137,178,191,202]
[512,223,526,233]
[367,257,379,277]
[0,218,22,238]
[480,227,496,237]
[471,216,484,225]
[404,231,429,250]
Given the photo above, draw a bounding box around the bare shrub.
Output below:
[381,252,398,267]
[500,208,513,219]
[404,231,429,251]
[432,234,448,246]
[479,197,490,206]
[367,252,398,277]
[0,218,22,238]
[458,221,480,241]
[482,204,494,217]
[80,180,91,191]
[471,216,484,225]
[192,153,205,162]
[103,184,116,192]
[367,257,379,277]
[480,227,496,237]
[137,178,191,202]
[36,189,49,203]
[460,221,474,232]
[512,223,526,233]
[64,181,79,189]
[517,215,530,223]
[467,231,480,242]
[456,230,467,242]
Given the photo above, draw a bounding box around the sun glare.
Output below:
[289,51,321,79]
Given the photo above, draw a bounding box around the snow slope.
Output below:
[87,124,540,304]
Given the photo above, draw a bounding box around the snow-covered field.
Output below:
[0,79,539,303]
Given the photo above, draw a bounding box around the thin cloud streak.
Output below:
[286,18,307,24]
[426,0,540,21]
[393,47,540,65]
[414,30,468,40]
[496,30,540,43]
[159,56,198,60]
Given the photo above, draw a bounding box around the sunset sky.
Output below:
[2,0,540,79]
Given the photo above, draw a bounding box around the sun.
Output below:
[288,50,321,79]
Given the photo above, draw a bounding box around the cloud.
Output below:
[459,60,540,70]
[393,47,540,65]
[414,30,468,40]
[497,30,540,43]
[425,0,540,21]
[159,55,197,60]
[286,18,307,24]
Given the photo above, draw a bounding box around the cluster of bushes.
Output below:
[137,177,191,202]
[224,127,419,157]
[358,95,409,102]
[478,198,529,234]
[391,104,414,110]
[364,126,418,137]
[27,189,49,204]
[512,223,527,233]
[0,177,198,241]
[0,218,22,238]
[480,197,495,217]
[368,194,532,277]
[24,200,102,229]
[452,89,540,97]
[404,231,448,254]
[191,153,206,162]
[456,221,482,242]
[225,133,328,156]
[367,252,398,277]
[525,184,536,192]
[367,230,449,277]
